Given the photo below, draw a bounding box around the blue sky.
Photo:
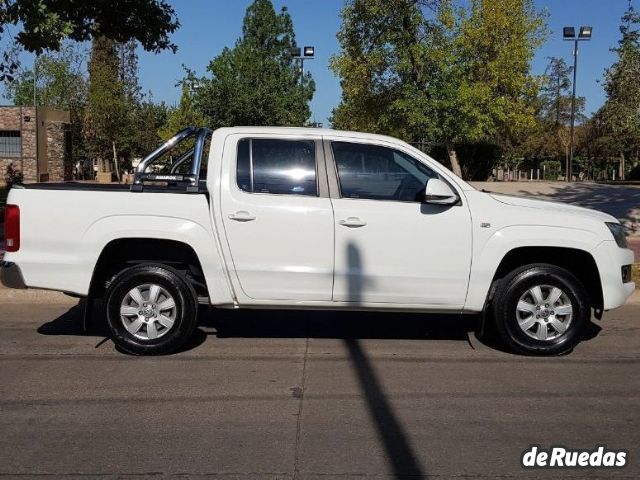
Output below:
[9,0,635,124]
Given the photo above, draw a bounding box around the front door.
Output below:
[220,135,334,301]
[328,140,472,307]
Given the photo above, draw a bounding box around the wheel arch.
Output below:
[89,238,210,299]
[488,246,603,310]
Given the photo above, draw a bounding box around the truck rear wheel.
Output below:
[105,264,198,355]
[492,263,590,356]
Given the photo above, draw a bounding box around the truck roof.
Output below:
[212,126,409,145]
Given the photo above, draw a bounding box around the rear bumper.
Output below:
[593,241,635,310]
[0,261,27,289]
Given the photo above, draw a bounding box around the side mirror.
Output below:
[424,178,458,205]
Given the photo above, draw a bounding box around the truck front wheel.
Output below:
[105,264,199,355]
[492,263,590,355]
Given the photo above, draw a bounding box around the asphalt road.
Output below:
[0,299,639,479]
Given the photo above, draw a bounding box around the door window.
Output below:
[237,138,317,196]
[332,142,437,202]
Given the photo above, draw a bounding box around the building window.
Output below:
[0,131,21,156]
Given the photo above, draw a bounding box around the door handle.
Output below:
[228,211,256,222]
[339,217,367,228]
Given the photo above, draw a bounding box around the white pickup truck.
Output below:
[1,127,635,355]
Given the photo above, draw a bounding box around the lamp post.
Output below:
[289,46,315,86]
[288,46,315,125]
[563,25,592,182]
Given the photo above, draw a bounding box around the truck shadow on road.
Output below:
[36,300,480,349]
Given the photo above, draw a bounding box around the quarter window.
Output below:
[237,138,317,196]
[332,142,438,202]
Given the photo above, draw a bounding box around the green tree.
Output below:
[195,0,315,127]
[330,0,546,179]
[3,43,88,172]
[330,0,439,139]
[133,99,168,157]
[517,56,586,173]
[598,1,640,179]
[82,36,127,179]
[159,82,207,141]
[540,57,576,125]
[3,43,86,107]
[114,40,148,170]
[447,0,547,175]
[0,0,179,79]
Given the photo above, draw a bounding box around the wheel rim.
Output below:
[119,283,177,340]
[516,284,573,342]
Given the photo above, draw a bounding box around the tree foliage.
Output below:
[516,56,586,165]
[0,0,179,80]
[3,43,88,169]
[158,81,206,141]
[596,1,640,177]
[194,0,315,128]
[134,99,168,156]
[3,43,87,108]
[0,0,179,54]
[82,36,127,175]
[330,0,546,178]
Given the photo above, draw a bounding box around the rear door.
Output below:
[220,134,334,301]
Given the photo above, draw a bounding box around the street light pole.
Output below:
[568,39,578,183]
[563,26,592,182]
[288,46,315,126]
[33,54,37,107]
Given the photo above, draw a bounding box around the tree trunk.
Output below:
[112,141,121,183]
[446,143,463,178]
[620,152,626,181]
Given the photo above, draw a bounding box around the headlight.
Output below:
[606,222,628,248]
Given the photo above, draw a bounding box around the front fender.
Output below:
[464,225,600,311]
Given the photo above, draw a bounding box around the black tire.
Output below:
[492,263,590,356]
[105,264,198,355]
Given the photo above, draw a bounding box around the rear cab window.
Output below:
[237,138,318,196]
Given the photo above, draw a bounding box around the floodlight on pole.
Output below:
[288,45,315,84]
[563,25,592,182]
[288,44,315,126]
[579,26,592,39]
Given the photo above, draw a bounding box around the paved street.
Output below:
[1,296,639,479]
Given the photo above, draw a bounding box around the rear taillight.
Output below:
[4,204,20,252]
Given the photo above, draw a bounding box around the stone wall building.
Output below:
[0,106,71,184]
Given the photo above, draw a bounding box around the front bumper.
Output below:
[0,261,27,289]
[593,241,635,310]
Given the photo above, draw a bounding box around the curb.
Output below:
[0,287,77,304]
